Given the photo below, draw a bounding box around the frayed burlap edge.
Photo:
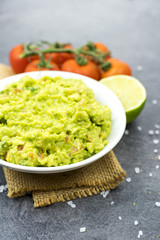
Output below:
[32,176,125,207]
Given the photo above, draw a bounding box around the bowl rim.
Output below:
[0,71,126,173]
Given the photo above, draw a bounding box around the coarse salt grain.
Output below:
[137,126,142,131]
[71,204,76,208]
[0,184,8,193]
[138,230,143,238]
[156,165,159,169]
[149,173,153,177]
[137,65,143,71]
[155,130,160,135]
[155,202,160,207]
[119,216,122,220]
[154,149,158,154]
[153,139,159,144]
[111,201,114,205]
[134,220,139,225]
[125,129,129,135]
[0,186,5,193]
[152,100,157,104]
[80,227,86,233]
[148,130,154,135]
[67,201,73,206]
[67,201,76,208]
[155,124,160,129]
[100,190,110,198]
[135,167,140,174]
[158,155,160,160]
[126,177,131,183]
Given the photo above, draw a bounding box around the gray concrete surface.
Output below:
[0,0,160,239]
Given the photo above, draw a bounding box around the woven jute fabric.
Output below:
[3,151,126,207]
[0,64,126,207]
[0,63,14,80]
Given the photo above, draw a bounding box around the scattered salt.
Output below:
[67,201,73,206]
[149,173,153,177]
[135,167,141,174]
[154,149,158,154]
[134,220,139,225]
[155,130,160,135]
[158,155,160,160]
[148,130,154,135]
[155,202,160,207]
[125,129,129,135]
[100,190,110,198]
[137,65,143,71]
[155,124,160,129]
[155,165,159,169]
[80,227,86,233]
[0,184,8,193]
[137,126,142,131]
[119,216,122,220]
[153,139,159,144]
[152,100,157,104]
[67,201,76,208]
[126,177,131,183]
[138,230,143,238]
[111,201,114,205]
[0,186,5,193]
[71,204,76,208]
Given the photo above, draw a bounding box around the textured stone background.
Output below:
[0,0,160,239]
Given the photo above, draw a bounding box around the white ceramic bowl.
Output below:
[0,71,126,173]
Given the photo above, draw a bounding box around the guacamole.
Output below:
[0,76,111,167]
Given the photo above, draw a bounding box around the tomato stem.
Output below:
[75,55,88,66]
[37,53,53,69]
[20,41,111,70]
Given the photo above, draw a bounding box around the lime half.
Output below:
[100,75,147,123]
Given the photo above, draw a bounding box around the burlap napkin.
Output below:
[0,64,126,207]
[0,63,14,79]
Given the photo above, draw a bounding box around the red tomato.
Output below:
[45,44,74,66]
[61,59,101,80]
[94,42,111,60]
[94,42,109,53]
[24,59,60,72]
[9,44,39,74]
[9,45,29,73]
[101,58,132,78]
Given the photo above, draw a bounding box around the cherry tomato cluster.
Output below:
[9,42,132,80]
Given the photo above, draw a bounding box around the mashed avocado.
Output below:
[0,76,111,167]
